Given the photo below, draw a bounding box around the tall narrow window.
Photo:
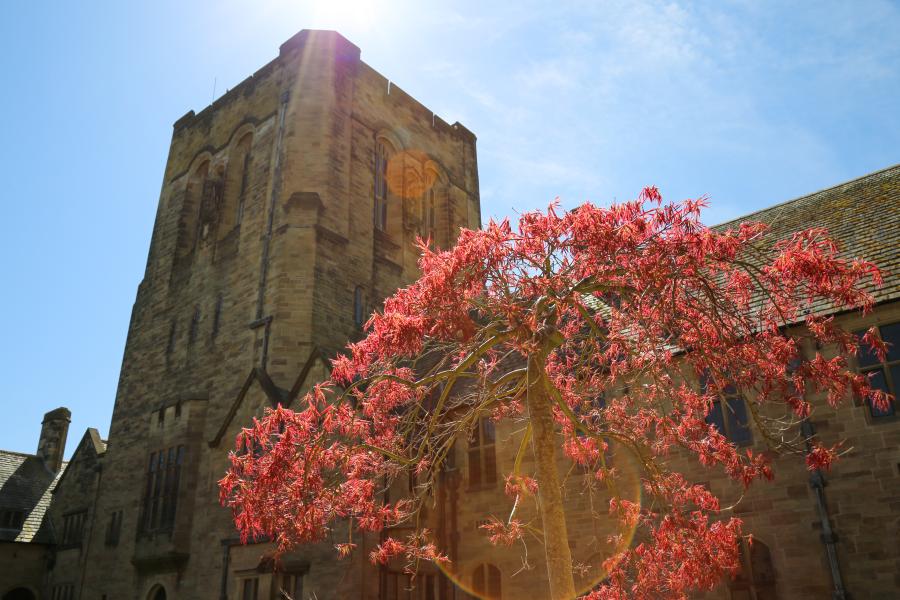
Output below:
[420,186,436,243]
[105,510,123,546]
[179,161,209,257]
[212,294,223,339]
[189,306,200,344]
[141,445,185,534]
[855,321,899,418]
[703,376,753,446]
[374,141,391,231]
[354,286,365,328]
[381,570,412,600]
[472,564,501,599]
[468,417,497,487]
[277,572,304,600]
[237,141,252,225]
[241,577,259,600]
[166,319,177,357]
[61,510,87,547]
[219,133,253,237]
[729,539,776,600]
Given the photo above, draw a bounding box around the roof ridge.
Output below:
[0,449,38,459]
[713,162,900,228]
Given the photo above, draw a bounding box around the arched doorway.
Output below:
[2,588,36,600]
[147,585,166,600]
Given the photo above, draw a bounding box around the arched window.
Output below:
[468,417,497,487]
[472,563,501,599]
[222,133,253,236]
[374,140,392,232]
[179,161,209,257]
[729,539,776,600]
[354,286,365,328]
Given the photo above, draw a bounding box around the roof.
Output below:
[714,163,900,308]
[0,450,65,544]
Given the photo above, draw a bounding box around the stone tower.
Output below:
[55,30,479,600]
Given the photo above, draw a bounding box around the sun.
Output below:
[309,0,380,32]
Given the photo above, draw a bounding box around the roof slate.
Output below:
[0,450,65,544]
[714,163,900,309]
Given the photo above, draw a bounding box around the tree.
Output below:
[220,188,889,600]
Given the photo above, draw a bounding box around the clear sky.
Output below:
[1,1,898,458]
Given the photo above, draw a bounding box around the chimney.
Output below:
[37,407,71,472]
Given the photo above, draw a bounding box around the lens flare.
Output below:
[429,436,643,599]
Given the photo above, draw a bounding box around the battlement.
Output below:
[173,29,475,143]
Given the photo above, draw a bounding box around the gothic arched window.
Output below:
[179,161,209,257]
[222,133,253,236]
[468,417,497,487]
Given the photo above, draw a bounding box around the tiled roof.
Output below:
[714,163,900,309]
[0,450,65,544]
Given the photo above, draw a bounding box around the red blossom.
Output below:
[219,189,880,599]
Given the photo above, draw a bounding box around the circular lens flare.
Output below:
[430,437,643,599]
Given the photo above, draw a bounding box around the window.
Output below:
[222,133,253,234]
[61,510,87,546]
[381,570,412,600]
[729,539,776,600]
[374,141,391,231]
[277,572,304,599]
[140,446,185,534]
[354,286,365,328]
[241,577,260,600]
[468,417,497,487]
[472,564,501,599]
[0,508,25,529]
[104,510,123,546]
[212,294,223,338]
[179,161,209,257]
[703,377,753,447]
[422,187,436,242]
[51,584,75,600]
[189,306,201,344]
[236,135,253,225]
[166,319,177,357]
[855,321,899,418]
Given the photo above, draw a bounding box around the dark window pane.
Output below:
[880,322,900,362]
[705,400,726,434]
[482,418,495,444]
[867,368,895,417]
[867,365,900,419]
[856,329,882,367]
[725,397,753,446]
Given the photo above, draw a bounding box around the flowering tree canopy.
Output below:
[220,188,889,600]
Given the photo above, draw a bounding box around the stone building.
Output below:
[1,27,898,600]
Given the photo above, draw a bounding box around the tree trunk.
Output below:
[526,354,577,600]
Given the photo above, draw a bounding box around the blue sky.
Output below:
[1,0,898,457]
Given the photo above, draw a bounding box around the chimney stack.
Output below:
[37,407,71,473]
